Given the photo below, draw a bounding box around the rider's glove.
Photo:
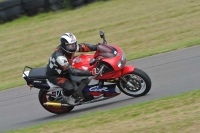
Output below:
[90,68,97,75]
[95,43,101,51]
[96,43,101,45]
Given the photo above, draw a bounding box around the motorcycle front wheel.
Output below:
[38,90,74,114]
[117,68,152,97]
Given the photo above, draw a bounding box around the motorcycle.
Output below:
[22,31,152,114]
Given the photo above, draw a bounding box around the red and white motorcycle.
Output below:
[22,31,152,114]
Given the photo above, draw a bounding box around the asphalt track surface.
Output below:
[0,45,200,132]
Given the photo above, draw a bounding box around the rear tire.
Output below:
[117,68,151,97]
[38,90,74,114]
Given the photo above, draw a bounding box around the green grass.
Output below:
[6,89,200,133]
[0,0,200,90]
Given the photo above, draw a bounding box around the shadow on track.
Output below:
[13,97,135,126]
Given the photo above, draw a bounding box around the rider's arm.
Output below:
[77,43,97,52]
[67,66,93,76]
[56,56,93,76]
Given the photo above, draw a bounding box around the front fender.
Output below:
[121,66,135,76]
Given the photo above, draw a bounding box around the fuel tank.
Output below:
[72,54,94,70]
[71,54,94,83]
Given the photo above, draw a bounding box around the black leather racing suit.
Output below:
[46,43,97,96]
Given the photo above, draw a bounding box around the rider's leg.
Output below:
[47,76,82,105]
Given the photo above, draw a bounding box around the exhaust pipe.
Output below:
[44,102,71,107]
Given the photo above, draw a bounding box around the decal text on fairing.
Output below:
[89,86,109,92]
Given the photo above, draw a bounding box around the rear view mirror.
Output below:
[100,31,104,38]
[99,30,107,44]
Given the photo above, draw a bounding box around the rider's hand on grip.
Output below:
[96,43,101,48]
[96,43,101,45]
[90,68,97,75]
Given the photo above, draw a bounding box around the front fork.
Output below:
[120,77,135,88]
[120,65,135,88]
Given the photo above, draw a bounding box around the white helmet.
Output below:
[60,33,77,44]
[60,33,78,53]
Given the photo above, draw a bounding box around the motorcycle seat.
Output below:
[29,67,47,79]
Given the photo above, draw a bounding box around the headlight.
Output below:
[117,51,126,68]
[117,62,122,67]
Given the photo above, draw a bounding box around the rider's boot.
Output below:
[62,90,83,106]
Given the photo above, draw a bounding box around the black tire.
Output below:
[117,68,152,97]
[0,6,23,21]
[49,4,64,11]
[47,0,65,11]
[70,0,85,8]
[84,0,96,4]
[22,0,45,10]
[0,0,21,10]
[22,0,45,16]
[0,0,23,22]
[38,89,74,114]
[48,0,64,4]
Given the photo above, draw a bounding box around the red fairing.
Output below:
[95,44,124,71]
[72,44,135,79]
[121,66,135,75]
[95,70,122,80]
[72,54,94,71]
[95,66,135,80]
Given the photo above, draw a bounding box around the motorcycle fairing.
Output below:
[84,83,120,98]
[95,65,135,80]
[72,45,123,71]
[72,44,134,80]
[121,66,135,75]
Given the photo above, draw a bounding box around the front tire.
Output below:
[117,68,151,97]
[38,90,74,114]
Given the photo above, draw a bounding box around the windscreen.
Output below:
[97,44,117,58]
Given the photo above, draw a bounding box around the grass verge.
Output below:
[0,0,200,90]
[6,89,200,133]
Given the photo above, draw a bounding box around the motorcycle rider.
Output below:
[46,33,97,105]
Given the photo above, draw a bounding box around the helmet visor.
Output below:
[65,42,77,52]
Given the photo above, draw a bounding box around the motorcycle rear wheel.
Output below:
[117,68,151,97]
[38,90,74,114]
